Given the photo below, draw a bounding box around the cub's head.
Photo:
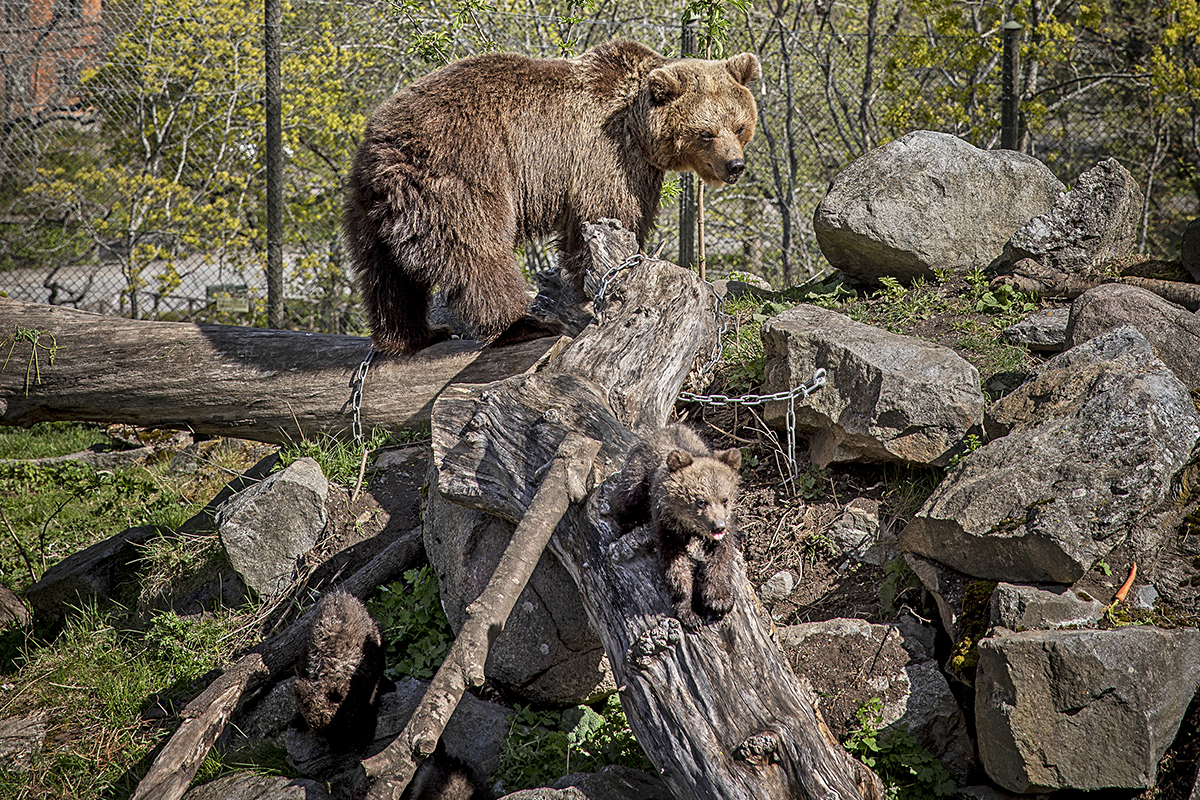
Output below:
[658,447,742,540]
[645,52,760,186]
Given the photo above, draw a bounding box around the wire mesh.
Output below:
[1,0,1195,331]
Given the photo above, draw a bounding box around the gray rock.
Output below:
[975,626,1200,792]
[901,327,1200,583]
[987,583,1105,633]
[813,130,1064,281]
[0,713,45,771]
[424,464,614,705]
[183,773,332,800]
[827,498,894,566]
[1183,217,1200,281]
[904,554,980,645]
[219,677,302,752]
[217,457,328,599]
[1002,307,1070,352]
[1066,283,1200,391]
[1131,584,1159,610]
[500,765,670,800]
[26,525,158,624]
[757,570,796,604]
[1003,158,1142,274]
[762,304,984,467]
[779,618,976,781]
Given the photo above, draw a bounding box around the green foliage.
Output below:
[277,427,407,486]
[370,566,454,681]
[0,422,112,460]
[844,697,957,800]
[879,557,922,616]
[974,283,1036,317]
[496,694,653,792]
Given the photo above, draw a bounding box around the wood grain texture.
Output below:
[0,297,564,444]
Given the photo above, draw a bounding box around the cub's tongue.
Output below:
[711,531,725,541]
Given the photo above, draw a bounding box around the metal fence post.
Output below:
[678,18,697,269]
[1001,20,1022,151]
[265,0,284,328]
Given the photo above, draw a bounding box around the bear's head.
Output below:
[657,446,742,540]
[645,52,760,186]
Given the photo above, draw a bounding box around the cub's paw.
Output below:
[700,579,734,619]
[676,607,704,633]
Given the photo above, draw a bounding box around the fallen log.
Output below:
[418,223,880,800]
[130,525,424,800]
[0,297,565,445]
[994,260,1200,311]
[358,433,601,799]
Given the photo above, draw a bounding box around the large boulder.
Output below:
[762,304,984,467]
[975,626,1200,792]
[183,774,332,800]
[1066,283,1200,391]
[216,457,328,599]
[813,130,1064,281]
[900,326,1200,584]
[1001,158,1142,274]
[780,618,976,781]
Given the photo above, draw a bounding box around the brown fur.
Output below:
[294,589,385,751]
[610,424,742,631]
[344,40,760,354]
[401,742,491,800]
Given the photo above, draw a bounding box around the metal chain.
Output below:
[678,368,827,481]
[350,346,375,449]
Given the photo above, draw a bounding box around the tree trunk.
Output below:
[0,297,564,445]
[419,225,879,800]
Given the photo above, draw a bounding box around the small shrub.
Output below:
[844,697,957,800]
[370,566,454,681]
[496,693,652,792]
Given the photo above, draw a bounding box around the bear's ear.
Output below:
[666,449,694,472]
[714,447,743,471]
[726,52,761,86]
[648,66,684,104]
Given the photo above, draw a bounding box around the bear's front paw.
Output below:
[700,578,734,619]
[676,606,704,633]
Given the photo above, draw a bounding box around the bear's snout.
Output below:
[723,158,745,183]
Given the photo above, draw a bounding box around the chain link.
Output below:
[350,346,375,449]
[678,368,827,482]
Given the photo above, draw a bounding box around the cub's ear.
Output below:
[666,449,694,472]
[726,52,761,86]
[648,66,684,104]
[715,448,742,471]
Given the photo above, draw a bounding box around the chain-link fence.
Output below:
[2,0,1195,333]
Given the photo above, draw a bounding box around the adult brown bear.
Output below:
[344,40,760,354]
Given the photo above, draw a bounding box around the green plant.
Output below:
[974,283,1036,317]
[496,693,652,792]
[277,426,403,486]
[370,566,455,681]
[844,698,956,800]
[879,558,922,616]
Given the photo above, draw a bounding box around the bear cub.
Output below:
[611,424,742,632]
[294,589,386,751]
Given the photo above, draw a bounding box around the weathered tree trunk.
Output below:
[130,526,424,800]
[359,433,601,800]
[0,298,564,445]
[419,228,879,800]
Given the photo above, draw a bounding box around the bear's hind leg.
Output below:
[444,248,561,347]
[357,239,451,354]
[699,540,736,621]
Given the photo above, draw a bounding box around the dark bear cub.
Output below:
[294,589,386,751]
[610,424,742,631]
